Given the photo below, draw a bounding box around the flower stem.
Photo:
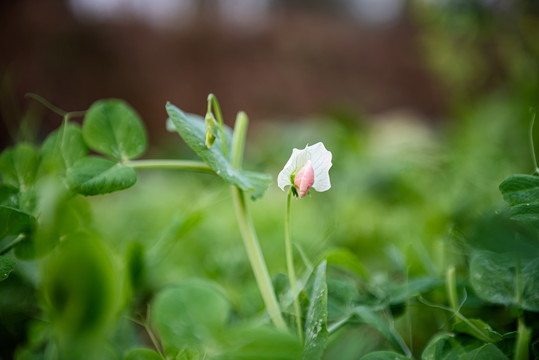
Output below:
[285,190,304,342]
[229,111,286,331]
[125,159,213,173]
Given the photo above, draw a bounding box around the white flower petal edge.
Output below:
[277,142,332,194]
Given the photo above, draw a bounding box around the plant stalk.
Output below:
[231,186,287,331]
[229,110,286,331]
[126,160,213,173]
[285,190,304,341]
[515,316,530,360]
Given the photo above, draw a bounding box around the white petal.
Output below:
[306,142,332,192]
[277,147,307,191]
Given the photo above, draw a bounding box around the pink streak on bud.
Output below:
[294,160,315,198]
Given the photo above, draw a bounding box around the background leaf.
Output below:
[360,351,412,360]
[0,255,15,281]
[499,175,539,206]
[0,205,36,240]
[82,99,147,161]
[452,318,503,343]
[0,143,39,189]
[166,103,271,199]
[40,123,89,172]
[470,250,539,312]
[151,280,230,354]
[67,156,137,195]
[303,260,328,360]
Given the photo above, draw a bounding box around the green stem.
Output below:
[285,190,304,342]
[231,186,287,331]
[515,316,531,360]
[208,93,228,159]
[125,160,213,173]
[446,266,459,313]
[528,108,539,173]
[25,93,86,120]
[229,111,286,331]
[0,234,26,255]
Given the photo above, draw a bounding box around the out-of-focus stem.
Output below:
[285,190,303,342]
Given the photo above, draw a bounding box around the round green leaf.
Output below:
[42,231,117,337]
[67,156,137,195]
[0,205,36,240]
[83,99,147,161]
[151,280,230,354]
[40,123,89,172]
[0,255,15,281]
[0,143,39,189]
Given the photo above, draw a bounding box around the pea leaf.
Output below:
[217,326,302,360]
[166,102,271,200]
[0,184,19,207]
[0,255,15,281]
[67,156,137,195]
[82,99,147,161]
[470,250,539,312]
[352,306,410,356]
[303,260,328,360]
[499,175,539,206]
[452,318,503,343]
[151,280,230,354]
[40,123,89,172]
[42,231,117,337]
[360,351,412,360]
[0,143,39,189]
[0,205,36,240]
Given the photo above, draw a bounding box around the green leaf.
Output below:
[522,257,539,311]
[499,175,539,206]
[452,318,503,343]
[217,326,302,360]
[13,181,90,260]
[325,248,368,278]
[303,260,328,360]
[421,333,458,360]
[352,306,410,356]
[67,156,137,195]
[0,143,39,189]
[151,280,230,354]
[360,351,412,360]
[82,99,147,161]
[40,123,89,172]
[460,343,509,360]
[166,103,271,200]
[0,184,19,207]
[0,205,36,240]
[124,348,162,360]
[389,276,441,305]
[0,255,15,281]
[470,250,539,312]
[42,231,118,337]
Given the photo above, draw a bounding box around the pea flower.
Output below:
[278,142,332,198]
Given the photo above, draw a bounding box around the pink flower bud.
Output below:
[294,160,314,198]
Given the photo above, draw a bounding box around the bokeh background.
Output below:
[1,1,539,359]
[2,0,536,148]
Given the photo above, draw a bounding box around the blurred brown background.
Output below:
[1,0,537,149]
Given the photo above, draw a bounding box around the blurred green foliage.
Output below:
[1,2,539,358]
